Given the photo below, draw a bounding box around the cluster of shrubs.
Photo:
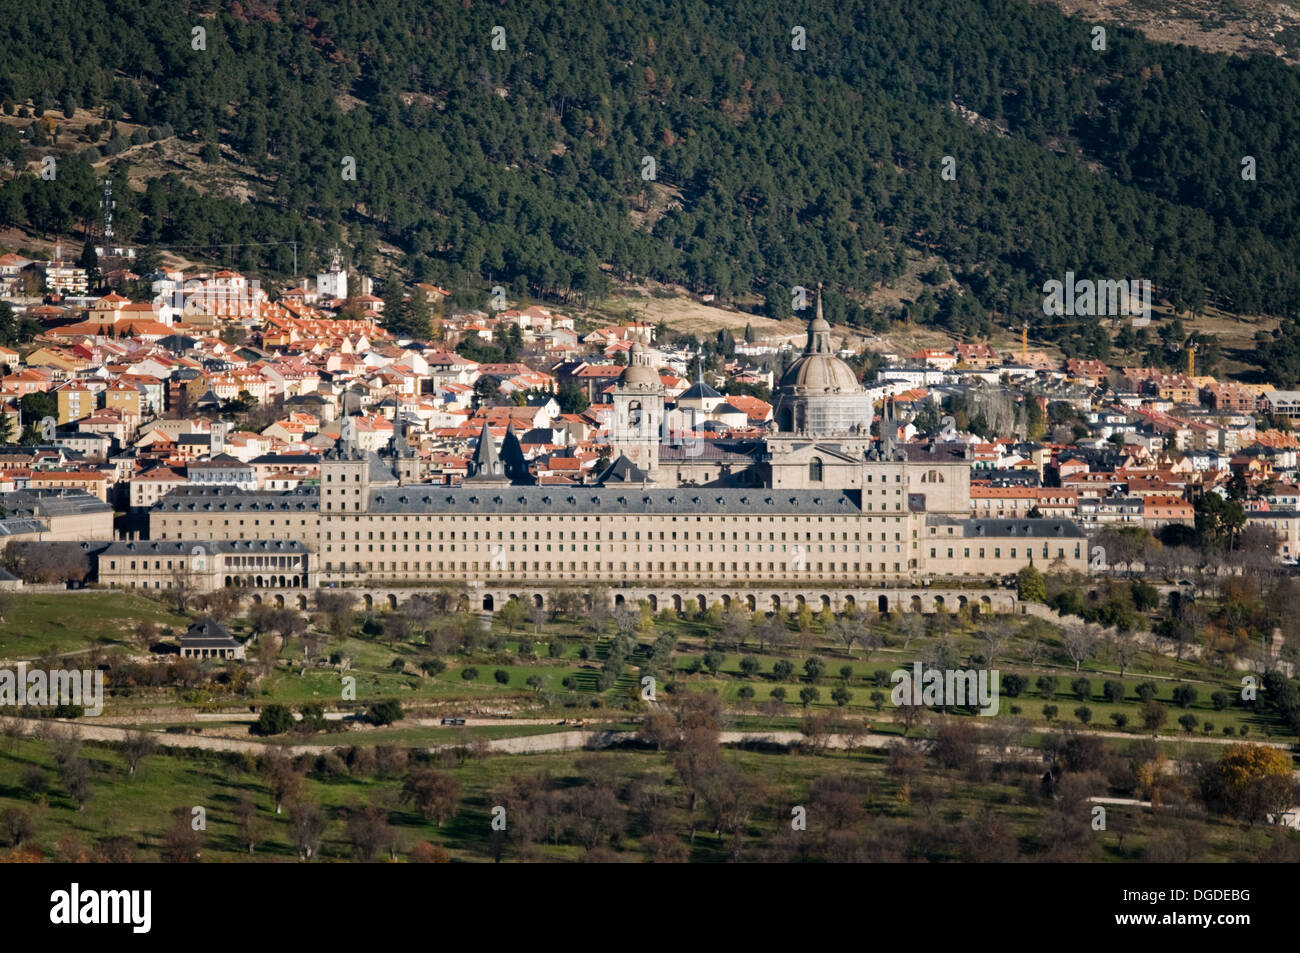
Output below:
[251,701,389,736]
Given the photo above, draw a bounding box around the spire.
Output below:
[881,397,898,458]
[466,420,507,482]
[500,421,530,484]
[392,411,408,456]
[804,282,832,355]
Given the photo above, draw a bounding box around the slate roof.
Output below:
[0,519,44,537]
[596,454,650,484]
[1,489,112,518]
[659,439,763,463]
[152,486,320,513]
[182,618,240,649]
[189,453,252,469]
[250,454,320,465]
[925,516,1086,538]
[366,486,865,515]
[678,379,722,401]
[101,539,311,555]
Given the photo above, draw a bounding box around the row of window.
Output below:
[323,561,906,574]
[325,542,901,555]
[322,528,908,543]
[928,545,1081,560]
[158,515,913,534]
[106,557,303,570]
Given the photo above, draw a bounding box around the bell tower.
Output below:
[610,342,664,479]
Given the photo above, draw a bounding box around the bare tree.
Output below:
[1167,602,1206,662]
[400,769,461,827]
[929,718,980,771]
[885,739,925,779]
[1024,635,1047,667]
[549,588,582,621]
[702,766,764,860]
[719,606,749,650]
[236,796,262,855]
[2,541,89,584]
[585,587,611,636]
[924,634,958,672]
[764,615,793,655]
[298,627,324,676]
[975,618,1015,666]
[1060,621,1100,672]
[57,755,92,812]
[839,717,870,753]
[119,731,158,778]
[197,587,241,619]
[565,784,626,853]
[289,801,325,861]
[346,801,396,861]
[828,617,863,656]
[897,699,927,737]
[800,711,839,755]
[1096,528,1144,575]
[1237,524,1282,577]
[402,595,436,638]
[313,590,356,639]
[263,610,306,660]
[895,612,925,651]
[612,604,637,638]
[159,807,203,862]
[261,747,302,814]
[383,612,410,649]
[1110,628,1139,678]
[169,564,195,614]
[1,807,35,847]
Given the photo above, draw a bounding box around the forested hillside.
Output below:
[2,0,1299,359]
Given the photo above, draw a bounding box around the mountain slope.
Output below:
[1,0,1299,364]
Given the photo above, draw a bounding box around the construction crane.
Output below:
[1019,318,1106,362]
[1186,340,1197,378]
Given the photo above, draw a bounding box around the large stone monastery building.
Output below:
[125,296,1088,600]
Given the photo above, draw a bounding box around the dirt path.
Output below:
[4,717,326,757]
[6,712,1291,759]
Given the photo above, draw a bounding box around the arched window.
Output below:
[809,457,824,482]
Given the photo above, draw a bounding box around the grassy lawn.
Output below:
[0,734,1288,863]
[0,591,189,659]
[2,593,1294,751]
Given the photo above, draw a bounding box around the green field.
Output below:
[0,586,1296,862]
[0,731,1294,863]
[0,592,188,659]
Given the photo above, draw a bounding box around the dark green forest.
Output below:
[1,0,1299,362]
